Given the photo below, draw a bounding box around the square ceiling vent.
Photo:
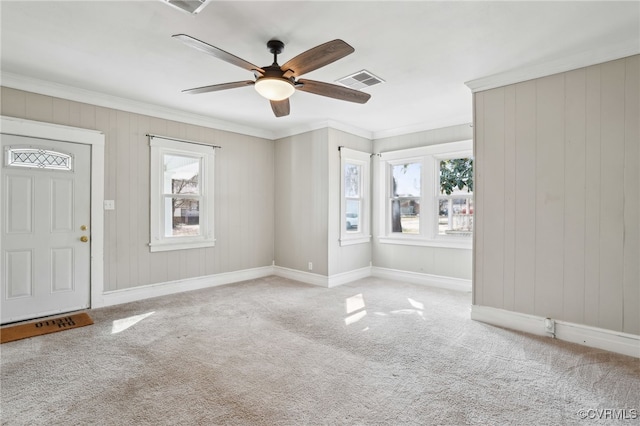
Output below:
[162,0,211,15]
[336,70,385,90]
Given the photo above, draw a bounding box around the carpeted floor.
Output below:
[1,276,638,425]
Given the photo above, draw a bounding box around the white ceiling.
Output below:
[1,1,639,139]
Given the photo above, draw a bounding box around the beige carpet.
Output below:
[1,276,638,425]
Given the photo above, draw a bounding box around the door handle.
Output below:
[80,236,89,243]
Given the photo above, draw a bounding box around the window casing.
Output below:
[437,158,473,237]
[340,148,371,246]
[149,138,215,252]
[378,140,473,249]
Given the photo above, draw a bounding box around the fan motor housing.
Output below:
[267,39,285,55]
[260,65,289,80]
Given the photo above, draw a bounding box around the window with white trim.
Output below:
[437,158,473,236]
[340,147,371,245]
[378,140,473,248]
[149,137,215,252]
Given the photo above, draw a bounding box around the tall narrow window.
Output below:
[344,162,362,233]
[340,148,371,245]
[163,154,201,237]
[150,137,215,252]
[390,162,421,234]
[437,158,473,236]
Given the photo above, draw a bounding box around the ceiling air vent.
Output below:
[162,0,211,15]
[336,70,385,90]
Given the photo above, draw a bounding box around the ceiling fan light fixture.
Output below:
[254,77,295,101]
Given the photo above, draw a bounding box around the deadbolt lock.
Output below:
[80,225,87,231]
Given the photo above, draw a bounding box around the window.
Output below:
[378,140,473,248]
[5,147,72,171]
[149,137,215,252]
[391,161,421,234]
[438,158,473,236]
[340,148,371,245]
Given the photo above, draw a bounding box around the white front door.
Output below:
[1,135,91,324]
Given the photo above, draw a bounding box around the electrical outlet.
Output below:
[104,200,115,210]
[308,262,313,271]
[544,318,555,334]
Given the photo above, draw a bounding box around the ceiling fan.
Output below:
[173,34,371,117]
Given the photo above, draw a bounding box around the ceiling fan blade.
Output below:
[296,79,371,104]
[173,34,264,74]
[182,81,254,95]
[270,99,290,117]
[280,40,354,77]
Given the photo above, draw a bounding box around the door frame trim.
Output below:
[1,116,105,311]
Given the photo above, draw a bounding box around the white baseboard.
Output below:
[272,266,330,287]
[92,264,470,310]
[371,267,472,292]
[471,305,640,359]
[327,267,372,288]
[272,265,379,288]
[93,266,275,308]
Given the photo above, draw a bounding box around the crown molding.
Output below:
[372,119,472,140]
[271,119,372,140]
[1,72,380,141]
[0,72,275,140]
[465,39,640,93]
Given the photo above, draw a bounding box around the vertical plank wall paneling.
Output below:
[502,85,517,312]
[273,127,381,278]
[136,114,151,285]
[481,88,506,308]
[274,129,330,275]
[115,110,132,289]
[1,87,275,292]
[473,56,639,334]
[474,95,485,304]
[623,57,640,334]
[563,68,587,325]
[598,60,626,331]
[513,81,537,315]
[583,65,603,327]
[534,74,565,320]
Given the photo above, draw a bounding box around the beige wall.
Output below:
[1,87,475,292]
[372,124,474,280]
[1,87,275,291]
[275,125,475,280]
[274,128,372,277]
[473,55,639,334]
[274,129,330,275]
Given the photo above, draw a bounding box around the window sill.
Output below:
[377,236,472,250]
[339,235,371,246]
[149,239,216,252]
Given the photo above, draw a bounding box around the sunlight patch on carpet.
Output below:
[345,293,367,325]
[390,309,425,319]
[345,310,367,325]
[346,293,365,313]
[407,298,424,310]
[111,311,155,334]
